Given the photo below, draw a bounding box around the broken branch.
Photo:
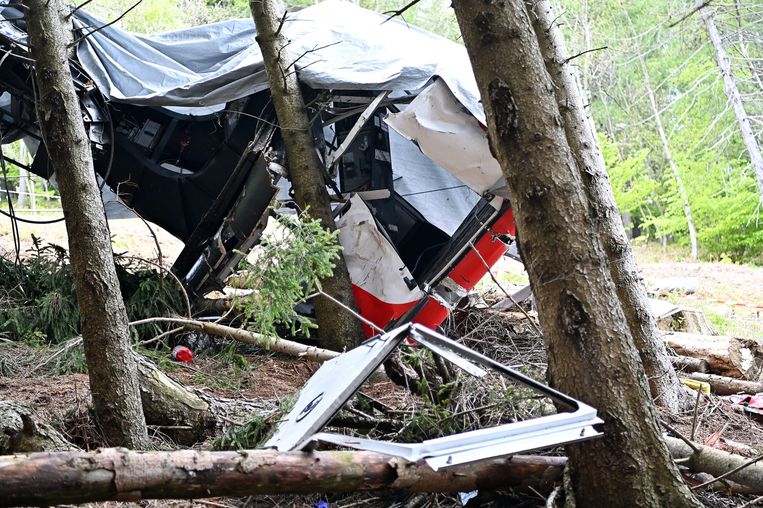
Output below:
[129,316,340,362]
[665,436,763,493]
[69,0,142,47]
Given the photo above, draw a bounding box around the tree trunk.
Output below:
[451,1,701,506]
[24,0,149,449]
[250,0,364,352]
[622,4,699,259]
[16,167,27,209]
[134,352,276,444]
[0,448,564,505]
[525,0,689,412]
[700,3,763,201]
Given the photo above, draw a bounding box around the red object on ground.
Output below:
[171,345,193,363]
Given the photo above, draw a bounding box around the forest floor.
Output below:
[1,215,762,507]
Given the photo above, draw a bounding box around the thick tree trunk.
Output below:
[0,448,564,505]
[700,4,763,201]
[250,0,364,352]
[451,1,701,506]
[622,4,699,259]
[526,0,689,412]
[24,0,149,449]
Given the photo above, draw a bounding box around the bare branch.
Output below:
[382,0,423,24]
[69,0,142,48]
[66,0,95,18]
[690,454,763,491]
[562,46,608,65]
[668,0,711,28]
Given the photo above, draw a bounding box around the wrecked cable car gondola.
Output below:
[0,0,605,462]
[0,0,514,335]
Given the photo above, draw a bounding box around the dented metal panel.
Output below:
[265,323,603,469]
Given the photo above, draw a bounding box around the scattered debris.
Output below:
[725,394,763,419]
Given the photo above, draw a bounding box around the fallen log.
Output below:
[0,448,565,506]
[671,356,710,374]
[682,372,763,396]
[664,332,763,381]
[131,317,340,362]
[666,436,763,493]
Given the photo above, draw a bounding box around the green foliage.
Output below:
[233,210,342,339]
[213,396,294,450]
[0,240,187,345]
[0,239,78,343]
[212,412,272,450]
[560,0,763,262]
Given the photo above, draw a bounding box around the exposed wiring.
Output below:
[0,208,65,224]
[0,137,22,263]
[400,184,469,198]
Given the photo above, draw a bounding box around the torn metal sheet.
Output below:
[491,284,534,311]
[264,325,412,451]
[265,323,603,469]
[336,195,426,333]
[385,79,505,197]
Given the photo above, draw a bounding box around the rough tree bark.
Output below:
[0,448,565,505]
[250,0,364,352]
[0,402,76,454]
[451,1,702,506]
[525,0,689,412]
[24,0,149,448]
[700,3,763,201]
[622,3,699,259]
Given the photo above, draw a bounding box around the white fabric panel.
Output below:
[385,80,506,196]
[337,195,424,305]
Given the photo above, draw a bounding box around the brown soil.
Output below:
[638,260,763,312]
[0,372,89,422]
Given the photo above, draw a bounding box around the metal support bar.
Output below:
[324,90,391,171]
